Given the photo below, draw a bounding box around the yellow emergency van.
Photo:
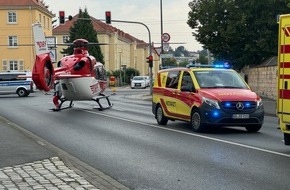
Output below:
[277,14,290,145]
[152,64,264,132]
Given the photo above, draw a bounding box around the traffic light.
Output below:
[105,11,111,24]
[146,55,153,68]
[59,11,65,24]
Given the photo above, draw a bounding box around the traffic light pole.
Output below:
[102,19,153,95]
[66,14,154,94]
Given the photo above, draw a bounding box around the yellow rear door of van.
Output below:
[278,14,290,123]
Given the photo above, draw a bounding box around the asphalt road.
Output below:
[0,89,290,190]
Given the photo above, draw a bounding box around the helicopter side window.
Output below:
[73,60,85,71]
[57,61,62,68]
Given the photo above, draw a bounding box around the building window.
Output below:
[9,60,18,71]
[39,14,41,23]
[2,60,8,71]
[8,36,18,47]
[43,16,45,28]
[47,18,50,30]
[63,36,69,43]
[8,11,17,23]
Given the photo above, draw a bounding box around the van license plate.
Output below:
[232,114,249,119]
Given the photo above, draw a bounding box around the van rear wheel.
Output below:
[17,88,28,97]
[284,133,290,145]
[156,105,168,125]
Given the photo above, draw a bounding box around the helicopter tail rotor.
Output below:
[32,53,54,92]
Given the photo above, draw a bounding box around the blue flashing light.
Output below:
[213,64,224,68]
[212,111,220,118]
[225,102,231,107]
[213,64,230,69]
[244,102,251,108]
[186,62,231,69]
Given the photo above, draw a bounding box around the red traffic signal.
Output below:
[105,11,111,24]
[146,55,153,62]
[59,11,65,24]
[146,55,153,67]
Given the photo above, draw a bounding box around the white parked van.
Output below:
[0,72,34,97]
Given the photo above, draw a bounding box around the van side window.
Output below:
[181,71,193,90]
[166,71,180,89]
[0,74,25,81]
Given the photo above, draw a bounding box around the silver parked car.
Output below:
[131,76,147,89]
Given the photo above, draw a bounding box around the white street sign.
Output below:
[160,54,173,58]
[161,33,170,42]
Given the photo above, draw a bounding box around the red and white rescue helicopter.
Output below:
[31,23,112,111]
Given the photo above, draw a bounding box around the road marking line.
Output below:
[82,110,290,158]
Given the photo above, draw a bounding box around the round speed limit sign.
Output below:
[161,33,171,42]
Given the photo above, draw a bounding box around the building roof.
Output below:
[256,56,277,67]
[0,0,54,16]
[53,14,148,48]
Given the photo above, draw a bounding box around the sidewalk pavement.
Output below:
[0,116,129,190]
[0,95,276,190]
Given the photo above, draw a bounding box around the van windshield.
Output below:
[193,70,248,89]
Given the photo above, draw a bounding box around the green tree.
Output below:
[196,54,208,64]
[174,46,190,57]
[110,68,140,84]
[178,60,189,67]
[62,8,104,64]
[187,0,290,70]
[162,58,178,67]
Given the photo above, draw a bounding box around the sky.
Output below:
[44,0,203,52]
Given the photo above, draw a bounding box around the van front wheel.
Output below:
[156,105,168,125]
[191,110,206,132]
[245,124,262,132]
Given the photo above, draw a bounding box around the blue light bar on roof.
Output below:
[213,64,230,68]
[186,63,231,69]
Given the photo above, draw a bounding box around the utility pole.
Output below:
[104,18,153,95]
[160,0,164,68]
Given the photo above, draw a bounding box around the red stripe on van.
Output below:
[281,45,290,54]
[279,89,290,99]
[279,75,290,79]
[157,73,162,87]
[279,62,290,68]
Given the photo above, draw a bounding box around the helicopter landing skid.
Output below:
[50,98,74,111]
[92,94,113,111]
[59,98,74,110]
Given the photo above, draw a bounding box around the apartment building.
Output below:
[0,0,54,72]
